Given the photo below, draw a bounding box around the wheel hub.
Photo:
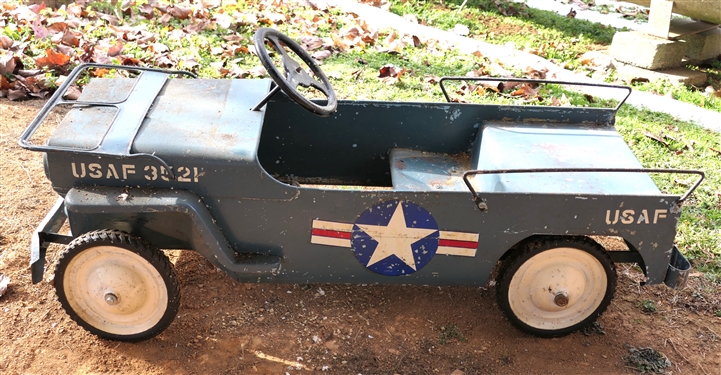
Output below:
[554,292,569,307]
[104,292,119,305]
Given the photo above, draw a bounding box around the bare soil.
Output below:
[1,97,721,375]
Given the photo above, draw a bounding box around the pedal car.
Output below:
[19,28,703,341]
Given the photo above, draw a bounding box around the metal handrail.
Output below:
[438,77,632,112]
[462,167,705,211]
[18,63,197,179]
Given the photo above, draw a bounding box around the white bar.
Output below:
[311,236,351,248]
[439,230,479,242]
[436,246,477,257]
[312,219,353,232]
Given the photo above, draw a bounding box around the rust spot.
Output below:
[395,159,406,170]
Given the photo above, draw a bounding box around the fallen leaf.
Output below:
[248,66,266,77]
[311,50,332,61]
[378,64,407,84]
[300,36,323,51]
[424,75,440,84]
[121,57,140,66]
[31,18,50,40]
[510,83,537,99]
[0,36,14,50]
[0,75,10,90]
[150,43,169,54]
[641,130,669,147]
[92,68,111,77]
[63,85,82,100]
[28,3,46,14]
[169,6,192,19]
[8,88,28,100]
[35,49,71,69]
[412,35,421,48]
[108,41,124,57]
[351,67,365,81]
[61,30,79,47]
[0,53,20,75]
[525,67,547,80]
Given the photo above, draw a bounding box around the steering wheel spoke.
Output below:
[254,28,337,116]
[308,77,330,96]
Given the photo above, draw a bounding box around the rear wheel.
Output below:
[496,237,616,337]
[55,230,180,341]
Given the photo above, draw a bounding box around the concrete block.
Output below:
[610,31,686,69]
[679,27,721,61]
[615,61,708,86]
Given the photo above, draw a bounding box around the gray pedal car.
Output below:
[20,28,703,341]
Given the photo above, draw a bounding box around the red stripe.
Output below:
[311,228,351,239]
[439,239,478,249]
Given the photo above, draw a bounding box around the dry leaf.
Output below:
[0,53,20,75]
[61,30,79,47]
[108,41,124,57]
[300,36,324,51]
[641,130,669,147]
[424,75,440,84]
[378,64,407,84]
[0,36,15,50]
[8,88,28,100]
[0,75,11,90]
[510,83,537,99]
[35,49,71,69]
[311,50,332,61]
[248,66,266,77]
[63,85,82,100]
[169,6,192,19]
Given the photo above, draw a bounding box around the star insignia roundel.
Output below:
[352,200,439,276]
[310,199,480,276]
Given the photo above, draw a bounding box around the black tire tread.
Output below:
[55,229,180,342]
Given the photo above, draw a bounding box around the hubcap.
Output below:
[63,246,168,336]
[508,247,607,330]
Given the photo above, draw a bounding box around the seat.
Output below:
[389,148,470,191]
[469,122,661,195]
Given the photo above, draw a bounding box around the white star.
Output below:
[356,203,437,271]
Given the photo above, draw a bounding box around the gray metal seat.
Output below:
[469,123,661,195]
[389,148,470,191]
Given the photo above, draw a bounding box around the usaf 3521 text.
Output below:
[70,162,204,183]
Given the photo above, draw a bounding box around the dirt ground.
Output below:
[1,97,721,375]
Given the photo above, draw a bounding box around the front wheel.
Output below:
[55,230,180,341]
[496,237,616,337]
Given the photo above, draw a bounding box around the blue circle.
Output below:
[351,200,439,276]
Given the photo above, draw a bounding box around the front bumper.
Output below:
[31,197,73,284]
[663,246,691,289]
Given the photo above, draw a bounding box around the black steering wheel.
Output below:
[253,28,337,116]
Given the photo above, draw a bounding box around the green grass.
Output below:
[388,0,721,113]
[390,0,615,69]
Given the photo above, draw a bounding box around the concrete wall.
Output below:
[623,0,721,25]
